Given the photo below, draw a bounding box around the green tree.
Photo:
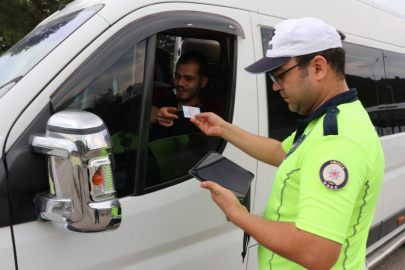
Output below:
[0,0,75,56]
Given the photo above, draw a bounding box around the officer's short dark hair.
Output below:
[177,51,208,79]
[296,31,346,80]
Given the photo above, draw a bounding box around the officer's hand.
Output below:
[190,112,225,137]
[157,107,178,127]
[200,181,248,221]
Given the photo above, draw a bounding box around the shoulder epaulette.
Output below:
[323,106,340,136]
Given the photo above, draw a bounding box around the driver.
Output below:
[150,51,208,141]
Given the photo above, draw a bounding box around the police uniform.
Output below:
[258,89,384,269]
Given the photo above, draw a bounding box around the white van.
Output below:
[1,0,405,269]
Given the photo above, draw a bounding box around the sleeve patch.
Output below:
[319,160,349,190]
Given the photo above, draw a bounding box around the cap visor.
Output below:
[245,57,292,74]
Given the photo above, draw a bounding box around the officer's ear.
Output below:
[200,76,208,88]
[312,55,328,81]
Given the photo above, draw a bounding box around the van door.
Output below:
[6,4,258,269]
[0,161,15,269]
[244,13,284,269]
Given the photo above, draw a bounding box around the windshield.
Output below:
[0,5,103,99]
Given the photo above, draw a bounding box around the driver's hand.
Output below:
[157,107,178,127]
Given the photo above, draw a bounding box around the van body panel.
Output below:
[0,160,14,270]
[97,0,258,25]
[379,135,405,220]
[248,12,277,248]
[373,0,405,19]
[382,41,405,55]
[0,15,109,157]
[367,222,405,254]
[257,0,380,43]
[247,244,259,270]
[14,182,246,270]
[357,0,374,5]
[6,104,53,225]
[40,0,258,29]
[0,226,14,270]
[375,7,405,48]
[249,11,266,218]
[0,160,11,228]
[367,222,383,247]
[343,34,385,52]
[9,4,259,269]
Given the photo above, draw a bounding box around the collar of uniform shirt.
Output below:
[293,88,358,143]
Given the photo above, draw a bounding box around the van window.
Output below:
[52,13,240,196]
[344,43,405,137]
[145,31,232,190]
[59,41,146,197]
[0,5,102,99]
[343,43,386,108]
[382,50,405,104]
[53,30,235,195]
[370,50,405,136]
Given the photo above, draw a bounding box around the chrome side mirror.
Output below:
[30,110,121,233]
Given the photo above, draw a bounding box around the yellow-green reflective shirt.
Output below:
[258,97,384,270]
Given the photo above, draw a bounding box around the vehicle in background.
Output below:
[367,103,405,137]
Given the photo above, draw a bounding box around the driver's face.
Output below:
[174,62,207,103]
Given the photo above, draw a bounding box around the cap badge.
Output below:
[319,160,348,190]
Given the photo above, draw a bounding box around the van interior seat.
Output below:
[201,63,227,118]
[181,38,221,64]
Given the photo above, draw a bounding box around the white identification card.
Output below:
[182,106,201,118]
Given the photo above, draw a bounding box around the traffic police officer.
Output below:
[191,17,384,270]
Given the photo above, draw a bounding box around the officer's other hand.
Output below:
[200,181,248,221]
[158,107,178,127]
[190,112,224,137]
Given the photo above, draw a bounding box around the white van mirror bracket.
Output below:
[29,110,121,233]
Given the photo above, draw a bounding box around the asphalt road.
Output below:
[372,244,405,270]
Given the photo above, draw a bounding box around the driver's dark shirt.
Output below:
[150,92,207,141]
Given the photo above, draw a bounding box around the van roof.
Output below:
[39,0,259,27]
[40,0,405,28]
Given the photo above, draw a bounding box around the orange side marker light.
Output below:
[92,168,103,186]
[397,216,405,225]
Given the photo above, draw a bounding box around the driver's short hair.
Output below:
[177,51,208,78]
